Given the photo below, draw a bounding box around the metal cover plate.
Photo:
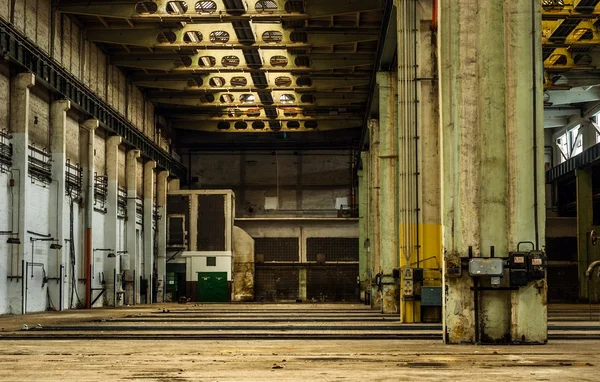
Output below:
[468,258,504,277]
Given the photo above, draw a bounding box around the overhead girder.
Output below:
[133,72,369,90]
[544,47,600,71]
[147,90,367,102]
[151,96,366,108]
[542,20,600,47]
[111,51,374,71]
[304,0,383,17]
[542,1,600,19]
[57,0,383,23]
[57,0,309,22]
[548,70,600,89]
[544,86,600,106]
[172,119,363,132]
[170,113,363,121]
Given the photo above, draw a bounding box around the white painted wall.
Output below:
[184,251,234,281]
[0,172,10,314]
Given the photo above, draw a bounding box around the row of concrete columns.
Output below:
[9,72,171,312]
[360,0,548,343]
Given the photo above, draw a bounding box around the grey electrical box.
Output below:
[421,287,442,307]
[468,258,504,277]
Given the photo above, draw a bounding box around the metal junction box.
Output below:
[468,258,503,277]
[509,252,529,287]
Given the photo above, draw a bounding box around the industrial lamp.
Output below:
[1,232,20,244]
[50,241,62,250]
[6,236,21,244]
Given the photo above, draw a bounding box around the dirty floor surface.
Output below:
[0,303,597,381]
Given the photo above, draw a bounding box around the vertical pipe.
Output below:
[531,0,539,250]
[85,228,91,308]
[21,259,25,314]
[59,264,63,311]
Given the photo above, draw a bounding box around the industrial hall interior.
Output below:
[1,0,600,380]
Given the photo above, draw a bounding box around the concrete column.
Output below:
[9,73,34,314]
[358,152,368,301]
[396,0,442,323]
[377,72,399,314]
[168,178,180,192]
[143,160,156,302]
[125,149,140,304]
[105,135,122,306]
[576,168,595,301]
[440,0,546,344]
[49,100,71,311]
[156,170,168,303]
[581,121,597,151]
[368,119,381,309]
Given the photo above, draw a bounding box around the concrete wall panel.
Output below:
[29,89,50,149]
[0,172,10,314]
[65,113,80,164]
[94,130,106,175]
[0,65,10,132]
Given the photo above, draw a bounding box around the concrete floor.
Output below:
[0,304,598,381]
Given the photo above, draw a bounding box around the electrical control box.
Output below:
[528,251,547,280]
[403,279,414,297]
[468,258,503,277]
[509,252,529,287]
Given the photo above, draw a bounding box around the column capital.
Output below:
[127,149,141,160]
[144,160,157,171]
[107,135,122,147]
[14,72,35,89]
[81,118,99,131]
[52,99,71,112]
[157,170,169,180]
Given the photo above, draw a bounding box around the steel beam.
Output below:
[0,18,186,179]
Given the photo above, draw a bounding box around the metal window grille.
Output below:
[117,187,127,218]
[306,237,359,262]
[93,173,108,212]
[28,145,52,185]
[136,198,144,223]
[65,159,83,199]
[254,237,299,262]
[0,129,12,173]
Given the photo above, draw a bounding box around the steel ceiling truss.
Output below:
[56,0,385,136]
[0,18,186,179]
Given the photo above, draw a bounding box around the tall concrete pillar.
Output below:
[9,73,34,314]
[105,135,122,306]
[125,149,140,304]
[358,152,368,301]
[377,72,399,314]
[396,0,442,323]
[440,0,546,343]
[368,119,381,309]
[168,178,180,192]
[156,170,168,302]
[576,168,597,301]
[581,121,598,151]
[143,160,156,302]
[49,100,71,311]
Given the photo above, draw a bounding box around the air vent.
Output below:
[210,30,230,44]
[256,0,278,12]
[166,1,188,14]
[231,76,248,87]
[195,0,217,13]
[183,31,203,43]
[198,56,216,67]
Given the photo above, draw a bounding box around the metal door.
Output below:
[197,272,228,302]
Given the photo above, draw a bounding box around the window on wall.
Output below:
[595,114,600,144]
[206,257,217,266]
[556,125,582,163]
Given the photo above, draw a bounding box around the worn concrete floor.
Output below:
[0,304,598,381]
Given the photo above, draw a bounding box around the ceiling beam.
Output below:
[545,86,600,106]
[305,0,384,17]
[173,119,363,132]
